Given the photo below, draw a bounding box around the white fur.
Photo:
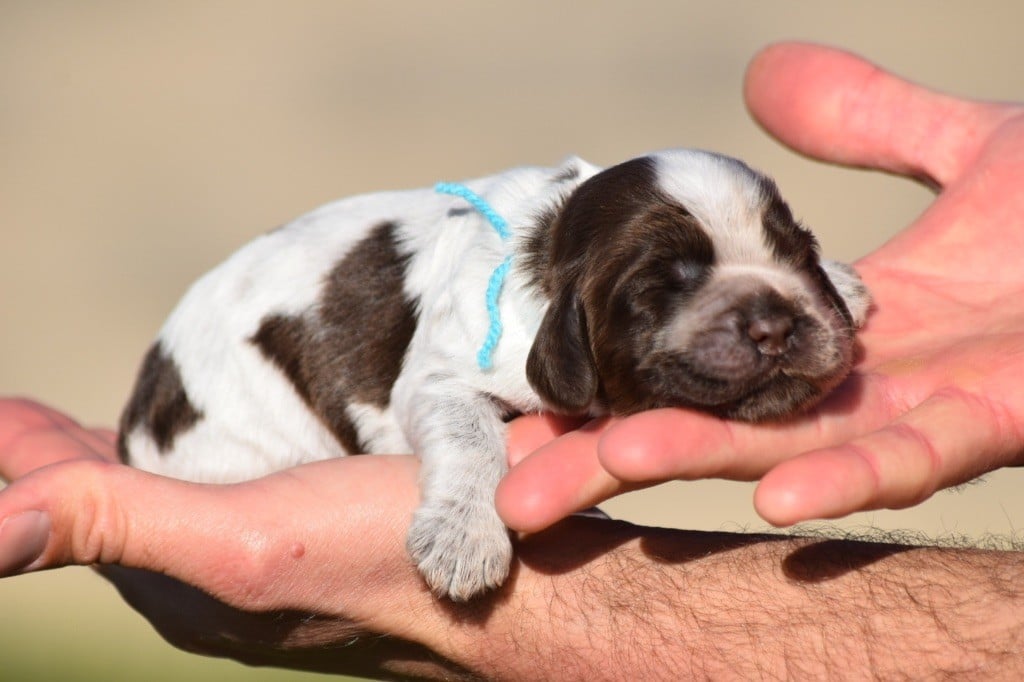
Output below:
[654,150,773,264]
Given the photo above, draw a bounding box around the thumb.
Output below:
[506,413,595,467]
[744,42,1013,187]
[0,454,423,612]
[0,460,247,579]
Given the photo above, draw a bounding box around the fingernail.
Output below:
[0,511,51,575]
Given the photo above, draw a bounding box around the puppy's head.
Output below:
[525,150,869,421]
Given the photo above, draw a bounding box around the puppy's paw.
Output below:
[406,500,512,602]
[820,259,872,328]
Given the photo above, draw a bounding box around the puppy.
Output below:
[119,149,870,601]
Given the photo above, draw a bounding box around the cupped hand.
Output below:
[0,398,478,678]
[497,42,1024,532]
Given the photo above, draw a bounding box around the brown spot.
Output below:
[520,207,552,297]
[758,177,818,269]
[758,178,853,328]
[446,206,472,218]
[251,221,418,454]
[524,156,716,414]
[519,196,564,297]
[118,342,204,461]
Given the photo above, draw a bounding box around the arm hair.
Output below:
[440,520,1024,680]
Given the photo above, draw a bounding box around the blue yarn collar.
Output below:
[435,181,512,371]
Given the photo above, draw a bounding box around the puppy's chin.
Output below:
[708,373,835,422]
[607,304,858,421]
[616,351,852,422]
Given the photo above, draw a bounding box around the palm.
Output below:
[861,268,1024,392]
[857,111,1024,403]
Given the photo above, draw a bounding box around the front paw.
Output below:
[406,500,513,602]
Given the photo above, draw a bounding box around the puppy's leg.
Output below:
[402,383,512,602]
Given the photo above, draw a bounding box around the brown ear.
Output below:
[526,290,598,414]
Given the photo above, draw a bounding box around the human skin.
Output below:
[3,42,1024,679]
[497,42,1024,533]
[1,397,1024,680]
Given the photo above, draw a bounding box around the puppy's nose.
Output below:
[747,312,793,356]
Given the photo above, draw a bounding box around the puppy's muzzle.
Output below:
[689,290,802,381]
[627,277,851,421]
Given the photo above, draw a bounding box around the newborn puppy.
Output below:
[119,149,870,601]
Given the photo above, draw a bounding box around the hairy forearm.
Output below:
[98,455,1024,680]
[423,521,1024,680]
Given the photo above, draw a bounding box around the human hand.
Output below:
[497,42,1024,532]
[0,398,485,678]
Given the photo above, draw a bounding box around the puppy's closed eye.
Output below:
[669,259,711,294]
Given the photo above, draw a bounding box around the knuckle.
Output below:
[887,421,942,507]
[840,440,883,494]
[60,460,129,565]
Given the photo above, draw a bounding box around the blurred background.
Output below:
[2,1,1024,680]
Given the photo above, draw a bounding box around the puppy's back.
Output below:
[118,189,429,481]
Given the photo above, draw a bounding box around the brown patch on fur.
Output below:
[251,221,418,454]
[584,201,715,415]
[118,342,204,461]
[758,178,854,328]
[525,157,716,414]
[519,197,564,298]
[250,314,365,453]
[758,177,818,269]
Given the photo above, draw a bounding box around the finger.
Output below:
[744,42,1015,187]
[0,398,118,479]
[92,428,119,448]
[0,454,423,610]
[506,413,592,468]
[0,397,80,448]
[498,374,898,533]
[753,388,1016,526]
[0,460,228,577]
[596,373,895,483]
[496,419,636,533]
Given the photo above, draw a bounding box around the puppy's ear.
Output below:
[526,290,598,414]
[820,259,871,328]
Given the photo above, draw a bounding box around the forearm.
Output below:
[85,455,1024,680]
[416,522,1024,680]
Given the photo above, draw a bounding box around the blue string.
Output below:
[435,181,511,371]
[435,182,511,239]
[478,256,512,371]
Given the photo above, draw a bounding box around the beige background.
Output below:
[2,2,1023,680]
